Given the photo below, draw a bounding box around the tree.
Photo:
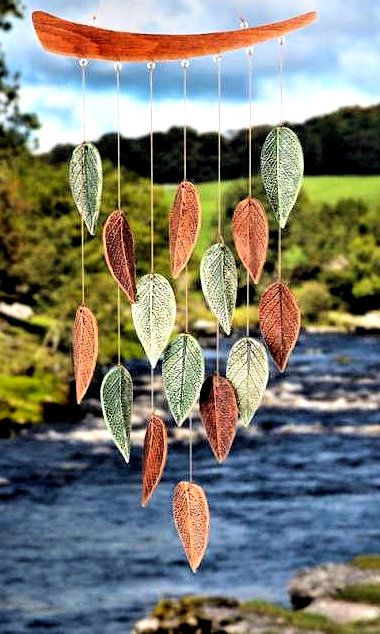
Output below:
[0,0,39,150]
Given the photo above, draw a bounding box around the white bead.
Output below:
[147,61,156,71]
[180,59,190,69]
[114,61,122,72]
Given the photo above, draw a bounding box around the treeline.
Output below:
[46,103,380,182]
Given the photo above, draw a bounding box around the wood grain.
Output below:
[173,481,210,573]
[32,11,317,62]
[103,210,137,303]
[199,374,238,463]
[259,282,301,372]
[142,415,168,507]
[72,305,98,404]
[232,196,269,284]
[169,181,201,279]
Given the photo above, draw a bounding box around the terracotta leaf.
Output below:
[100,365,133,464]
[232,196,269,284]
[142,414,168,507]
[259,282,301,372]
[226,337,269,426]
[169,180,202,279]
[103,210,137,303]
[162,333,205,426]
[200,243,237,335]
[199,374,238,463]
[69,142,103,235]
[131,274,176,368]
[72,305,98,404]
[260,126,304,228]
[173,481,210,573]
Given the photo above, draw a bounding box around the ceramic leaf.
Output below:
[163,333,205,426]
[72,305,98,404]
[200,243,237,335]
[69,142,103,235]
[259,282,301,372]
[169,180,201,278]
[100,365,133,464]
[260,127,304,228]
[199,374,238,462]
[226,337,269,426]
[232,196,269,284]
[173,480,210,573]
[103,210,137,303]
[131,274,176,368]
[142,414,168,507]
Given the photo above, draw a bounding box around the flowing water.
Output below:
[1,333,380,633]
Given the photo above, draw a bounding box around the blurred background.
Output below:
[1,1,380,633]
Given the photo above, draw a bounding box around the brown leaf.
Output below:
[103,210,137,303]
[173,481,210,573]
[73,305,98,404]
[232,196,269,284]
[259,282,301,372]
[199,375,238,463]
[169,180,201,279]
[142,414,168,507]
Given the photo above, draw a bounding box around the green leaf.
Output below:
[69,142,103,235]
[100,365,133,463]
[200,243,237,335]
[226,337,268,426]
[131,274,176,368]
[260,126,304,228]
[163,333,205,426]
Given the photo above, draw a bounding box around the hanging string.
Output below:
[113,62,123,365]
[79,58,89,307]
[148,62,156,275]
[91,0,104,23]
[214,55,223,243]
[180,58,193,482]
[147,61,156,414]
[241,16,255,338]
[278,36,285,282]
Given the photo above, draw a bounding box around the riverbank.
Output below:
[133,556,380,633]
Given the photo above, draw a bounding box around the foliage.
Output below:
[336,584,380,606]
[47,104,380,181]
[0,0,39,149]
[350,555,380,571]
[294,281,333,323]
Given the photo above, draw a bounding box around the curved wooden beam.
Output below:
[32,11,317,63]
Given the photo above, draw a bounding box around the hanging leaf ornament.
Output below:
[199,375,238,462]
[200,243,237,335]
[72,305,98,404]
[103,210,137,303]
[131,274,176,368]
[142,414,168,507]
[226,337,269,426]
[170,180,202,279]
[163,334,205,426]
[259,282,301,372]
[173,481,210,573]
[232,197,269,284]
[100,365,133,464]
[69,142,103,235]
[260,126,304,228]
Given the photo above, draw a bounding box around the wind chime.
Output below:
[32,7,317,572]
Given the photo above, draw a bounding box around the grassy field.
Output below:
[164,175,380,255]
[303,175,380,207]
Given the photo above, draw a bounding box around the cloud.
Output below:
[2,0,379,150]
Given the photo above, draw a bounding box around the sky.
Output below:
[2,0,380,151]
